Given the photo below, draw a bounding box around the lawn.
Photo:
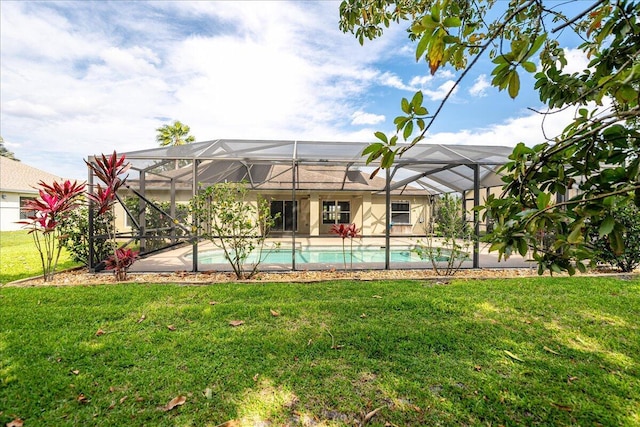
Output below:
[1,276,639,426]
[0,231,80,284]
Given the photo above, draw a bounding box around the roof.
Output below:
[111,139,513,194]
[0,157,63,194]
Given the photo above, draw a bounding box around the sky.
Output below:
[0,1,591,180]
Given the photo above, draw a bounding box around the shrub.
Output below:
[589,202,640,272]
[190,182,277,279]
[123,197,190,252]
[414,193,471,276]
[58,206,115,266]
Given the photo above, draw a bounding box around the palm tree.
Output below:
[155,121,195,147]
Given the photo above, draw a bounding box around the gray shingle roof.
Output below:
[0,157,63,193]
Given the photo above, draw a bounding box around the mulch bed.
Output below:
[6,266,636,287]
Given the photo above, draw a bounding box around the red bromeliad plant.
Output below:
[18,180,86,281]
[330,222,360,270]
[85,151,138,280]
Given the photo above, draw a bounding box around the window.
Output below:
[19,197,36,220]
[322,200,350,224]
[270,200,297,231]
[391,201,410,224]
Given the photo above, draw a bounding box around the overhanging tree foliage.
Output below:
[340,0,639,274]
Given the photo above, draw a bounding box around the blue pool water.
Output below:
[191,247,443,264]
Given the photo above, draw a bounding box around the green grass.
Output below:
[0,231,80,284]
[1,277,639,426]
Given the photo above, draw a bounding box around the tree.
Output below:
[340,0,639,275]
[0,136,19,161]
[413,193,472,276]
[190,182,278,279]
[589,200,640,272]
[18,180,85,281]
[155,120,196,147]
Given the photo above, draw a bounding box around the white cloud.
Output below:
[351,111,385,126]
[378,70,457,100]
[469,74,490,97]
[423,80,457,101]
[422,104,582,147]
[561,47,591,74]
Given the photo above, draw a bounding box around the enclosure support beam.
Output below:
[473,164,480,268]
[192,159,199,273]
[385,168,391,270]
[170,178,176,243]
[291,160,297,271]
[88,160,96,272]
[139,171,147,253]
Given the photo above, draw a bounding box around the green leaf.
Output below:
[517,238,528,257]
[381,150,396,169]
[536,192,551,210]
[411,91,424,109]
[401,98,411,114]
[403,120,414,140]
[521,61,536,73]
[508,70,520,99]
[416,33,430,61]
[362,142,383,156]
[598,216,615,238]
[443,16,462,27]
[567,224,583,244]
[529,34,547,56]
[421,14,439,29]
[374,132,387,143]
[414,106,428,116]
[609,228,624,255]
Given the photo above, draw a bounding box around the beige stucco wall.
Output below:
[111,188,432,238]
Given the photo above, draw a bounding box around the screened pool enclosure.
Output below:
[86,139,514,272]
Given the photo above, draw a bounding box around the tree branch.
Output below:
[551,0,607,33]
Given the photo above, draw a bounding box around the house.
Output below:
[0,157,63,231]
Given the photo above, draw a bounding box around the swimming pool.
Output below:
[190,246,453,265]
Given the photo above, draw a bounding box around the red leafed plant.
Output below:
[330,223,360,270]
[18,180,86,281]
[85,151,136,280]
[104,248,139,274]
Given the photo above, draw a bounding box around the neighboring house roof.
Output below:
[0,156,63,194]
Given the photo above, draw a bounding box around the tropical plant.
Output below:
[155,120,195,147]
[18,180,85,280]
[104,248,139,274]
[330,222,360,271]
[190,182,277,279]
[58,206,115,266]
[414,193,471,276]
[340,0,640,275]
[589,201,640,272]
[85,152,138,280]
